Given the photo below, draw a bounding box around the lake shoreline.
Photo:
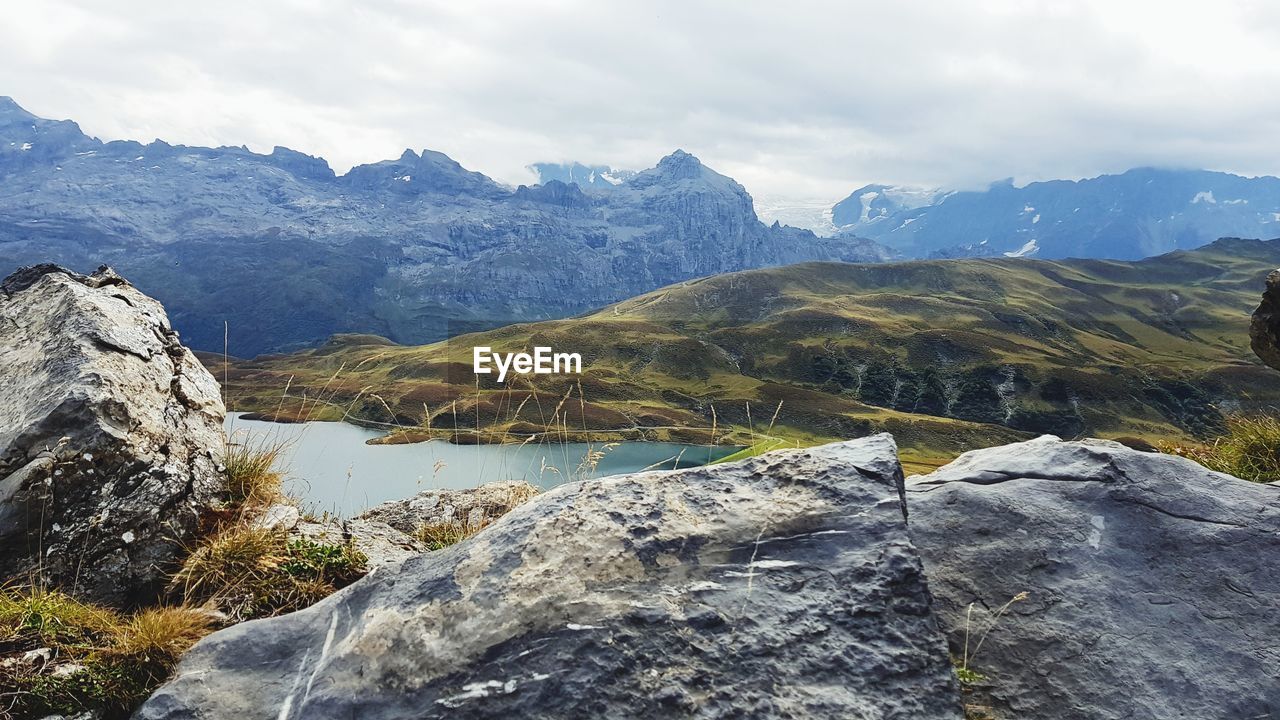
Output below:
[235,410,747,448]
[225,413,741,516]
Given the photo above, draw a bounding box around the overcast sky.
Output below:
[4,0,1280,205]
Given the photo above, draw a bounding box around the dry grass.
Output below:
[108,607,217,666]
[414,482,541,551]
[0,585,119,648]
[222,435,286,508]
[0,587,217,720]
[170,524,365,622]
[952,591,1029,720]
[1162,414,1280,483]
[414,520,484,551]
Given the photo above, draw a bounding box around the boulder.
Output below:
[137,436,964,719]
[291,516,423,570]
[0,265,227,606]
[356,480,540,535]
[1251,268,1280,371]
[907,436,1280,720]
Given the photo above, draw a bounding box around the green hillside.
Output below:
[213,237,1280,472]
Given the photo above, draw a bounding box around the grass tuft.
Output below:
[170,525,365,622]
[1162,413,1280,483]
[108,606,218,666]
[0,587,216,720]
[0,585,119,648]
[414,520,483,551]
[222,435,286,508]
[413,483,540,551]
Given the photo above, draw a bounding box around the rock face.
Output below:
[0,265,226,606]
[137,436,963,719]
[907,436,1280,720]
[1251,268,1280,371]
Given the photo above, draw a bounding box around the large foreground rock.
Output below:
[138,436,963,719]
[0,265,226,606]
[908,436,1280,720]
[1252,268,1280,370]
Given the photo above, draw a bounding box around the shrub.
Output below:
[1163,414,1280,483]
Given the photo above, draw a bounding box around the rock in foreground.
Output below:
[1252,268,1280,371]
[908,436,1280,720]
[138,436,963,719]
[0,265,226,606]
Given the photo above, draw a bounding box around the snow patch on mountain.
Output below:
[1004,238,1040,258]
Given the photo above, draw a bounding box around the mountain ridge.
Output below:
[833,167,1280,260]
[0,98,890,355]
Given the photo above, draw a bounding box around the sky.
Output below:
[4,0,1280,209]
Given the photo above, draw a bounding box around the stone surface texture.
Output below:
[907,435,1280,720]
[0,264,226,606]
[137,436,963,719]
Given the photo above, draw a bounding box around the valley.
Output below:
[212,237,1280,472]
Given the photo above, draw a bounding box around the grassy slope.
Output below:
[210,238,1280,471]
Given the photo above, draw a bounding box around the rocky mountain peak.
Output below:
[340,147,505,197]
[511,179,592,208]
[654,149,704,180]
[0,96,36,123]
[268,145,335,181]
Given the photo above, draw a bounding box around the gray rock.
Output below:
[253,503,302,531]
[357,480,540,535]
[291,516,423,570]
[0,264,226,606]
[136,436,963,719]
[1251,268,1280,371]
[907,435,1280,720]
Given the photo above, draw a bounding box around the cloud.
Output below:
[2,0,1279,204]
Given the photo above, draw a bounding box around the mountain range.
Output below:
[6,96,1280,357]
[0,98,888,355]
[832,169,1280,260]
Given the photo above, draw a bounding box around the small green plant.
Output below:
[953,665,987,685]
[950,592,1028,720]
[1163,414,1280,483]
[281,538,367,584]
[955,591,1029,682]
